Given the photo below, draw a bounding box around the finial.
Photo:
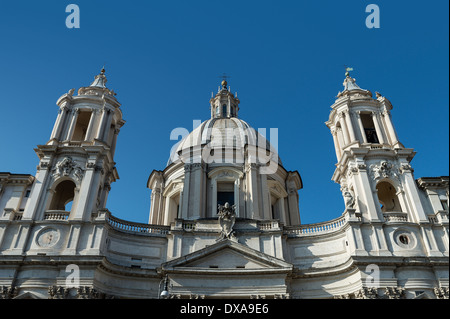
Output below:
[218,73,230,90]
[345,66,353,77]
[101,65,106,74]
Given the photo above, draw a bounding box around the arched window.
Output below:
[49,180,76,211]
[217,182,234,206]
[222,104,227,117]
[376,181,402,212]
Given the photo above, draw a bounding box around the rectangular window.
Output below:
[441,199,449,211]
[72,111,92,141]
[360,113,379,143]
[217,182,234,206]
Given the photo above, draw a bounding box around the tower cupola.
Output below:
[210,80,240,119]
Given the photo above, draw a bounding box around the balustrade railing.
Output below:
[382,212,408,223]
[44,210,70,220]
[284,214,347,237]
[257,220,280,231]
[106,213,170,236]
[182,221,196,231]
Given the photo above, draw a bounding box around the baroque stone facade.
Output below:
[0,70,448,299]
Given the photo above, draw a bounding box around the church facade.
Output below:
[0,69,448,299]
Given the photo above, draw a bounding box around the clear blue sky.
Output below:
[0,0,448,224]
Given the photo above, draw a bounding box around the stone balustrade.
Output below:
[382,211,408,223]
[284,214,347,237]
[44,210,70,220]
[106,213,170,236]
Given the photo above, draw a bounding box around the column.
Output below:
[72,163,97,221]
[50,108,64,140]
[331,129,342,160]
[53,107,70,141]
[402,171,428,222]
[84,109,99,141]
[149,189,161,224]
[211,179,217,217]
[246,163,260,219]
[65,109,79,141]
[95,108,108,140]
[371,112,385,144]
[260,174,271,219]
[102,111,114,142]
[382,110,400,147]
[373,225,391,256]
[110,128,120,156]
[22,163,51,220]
[190,163,204,220]
[234,178,241,217]
[286,174,300,225]
[163,195,171,225]
[355,165,382,221]
[356,112,368,143]
[344,111,356,142]
[180,164,191,219]
[421,226,442,256]
[278,197,287,224]
[339,113,350,146]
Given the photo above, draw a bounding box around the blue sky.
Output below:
[0,0,448,224]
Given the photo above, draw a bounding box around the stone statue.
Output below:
[342,187,355,209]
[217,202,236,241]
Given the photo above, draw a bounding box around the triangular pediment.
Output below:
[162,239,292,271]
[13,291,41,299]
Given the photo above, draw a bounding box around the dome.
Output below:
[167,117,281,167]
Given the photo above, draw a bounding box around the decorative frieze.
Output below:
[1,286,17,299]
[384,287,405,299]
[335,286,406,299]
[369,160,399,182]
[52,156,84,182]
[434,287,449,299]
[48,285,103,299]
[354,287,378,299]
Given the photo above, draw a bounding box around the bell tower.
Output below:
[22,68,125,222]
[326,70,430,226]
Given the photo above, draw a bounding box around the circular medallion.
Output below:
[37,228,60,248]
[394,229,416,249]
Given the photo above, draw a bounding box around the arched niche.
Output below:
[376,180,403,213]
[46,178,78,220]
